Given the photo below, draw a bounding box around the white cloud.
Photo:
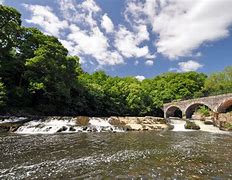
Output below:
[23,4,68,38]
[114,25,150,58]
[177,60,203,72]
[125,0,232,59]
[0,0,4,5]
[57,0,124,66]
[81,0,100,13]
[145,60,154,66]
[135,75,145,81]
[67,24,123,65]
[101,14,114,33]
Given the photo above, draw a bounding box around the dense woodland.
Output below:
[0,5,232,116]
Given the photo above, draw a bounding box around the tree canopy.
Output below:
[0,5,231,116]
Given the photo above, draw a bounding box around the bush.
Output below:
[197,106,210,117]
[185,121,200,130]
[224,123,232,131]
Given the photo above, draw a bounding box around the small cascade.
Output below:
[170,119,194,132]
[194,120,228,133]
[0,117,27,124]
[15,117,124,134]
[16,119,76,134]
[170,118,227,133]
[88,117,122,132]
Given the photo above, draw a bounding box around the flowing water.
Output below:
[0,118,232,179]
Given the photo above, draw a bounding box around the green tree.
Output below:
[0,80,6,107]
[204,66,232,95]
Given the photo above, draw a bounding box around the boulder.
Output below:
[57,126,68,132]
[75,116,89,126]
[69,126,76,131]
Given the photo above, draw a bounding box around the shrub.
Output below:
[185,121,200,130]
[197,106,210,117]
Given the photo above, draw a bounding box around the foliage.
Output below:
[196,106,210,117]
[224,123,232,131]
[203,66,232,96]
[0,80,6,107]
[185,121,200,130]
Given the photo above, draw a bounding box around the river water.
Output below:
[0,119,232,179]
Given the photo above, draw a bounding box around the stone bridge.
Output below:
[163,93,232,119]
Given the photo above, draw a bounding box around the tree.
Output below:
[204,66,232,95]
[0,80,6,107]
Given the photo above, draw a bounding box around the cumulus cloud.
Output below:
[145,60,154,66]
[23,4,68,38]
[101,14,114,33]
[175,60,203,72]
[0,0,4,5]
[125,0,232,59]
[114,25,151,58]
[58,0,123,66]
[135,75,145,81]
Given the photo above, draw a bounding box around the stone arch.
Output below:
[217,98,232,113]
[185,102,213,119]
[166,106,183,118]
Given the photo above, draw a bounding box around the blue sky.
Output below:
[2,0,232,80]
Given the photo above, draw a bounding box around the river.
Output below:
[0,119,232,179]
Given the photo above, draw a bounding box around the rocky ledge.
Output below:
[108,116,172,131]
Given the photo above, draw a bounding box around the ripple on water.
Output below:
[0,131,232,179]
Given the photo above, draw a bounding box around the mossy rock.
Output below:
[184,121,200,130]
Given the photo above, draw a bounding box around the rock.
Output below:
[69,126,76,131]
[192,114,204,121]
[204,119,214,125]
[75,116,89,126]
[125,124,143,131]
[184,121,200,130]
[167,124,174,130]
[57,126,68,132]
[108,117,126,126]
[82,126,88,131]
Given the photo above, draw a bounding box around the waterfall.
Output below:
[15,117,124,134]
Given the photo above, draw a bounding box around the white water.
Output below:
[170,119,194,132]
[0,117,27,124]
[170,119,228,133]
[15,117,124,134]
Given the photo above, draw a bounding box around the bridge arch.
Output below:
[166,106,183,118]
[217,98,232,113]
[185,102,213,119]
